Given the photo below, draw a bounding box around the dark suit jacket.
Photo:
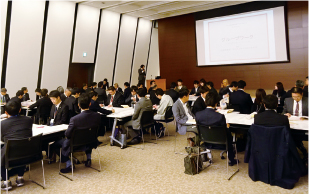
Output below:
[103,82,109,90]
[105,91,124,107]
[192,96,206,116]
[64,96,80,119]
[123,87,131,101]
[229,90,253,114]
[282,97,308,116]
[90,99,112,115]
[219,86,229,98]
[150,90,160,105]
[166,89,179,103]
[125,94,139,107]
[22,93,30,102]
[94,88,107,104]
[251,102,265,114]
[29,96,53,118]
[85,88,94,94]
[10,96,22,104]
[244,124,306,189]
[1,94,10,103]
[48,101,69,125]
[254,110,289,127]
[190,87,200,96]
[1,116,33,165]
[62,110,101,157]
[280,88,293,105]
[116,87,123,94]
[60,93,67,102]
[303,86,308,97]
[196,108,226,127]
[138,68,146,82]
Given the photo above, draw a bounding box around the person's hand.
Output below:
[284,113,292,118]
[112,109,115,113]
[108,105,112,108]
[132,97,136,102]
[226,123,230,128]
[221,83,224,88]
[99,104,103,107]
[27,105,30,108]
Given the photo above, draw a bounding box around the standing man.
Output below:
[138,64,146,85]
[229,80,253,114]
[0,88,10,104]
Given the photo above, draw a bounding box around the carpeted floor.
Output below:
[3,124,308,194]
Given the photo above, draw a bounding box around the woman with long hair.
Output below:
[251,88,266,113]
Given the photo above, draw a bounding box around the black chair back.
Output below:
[164,106,174,121]
[5,134,43,169]
[197,125,228,147]
[141,110,154,128]
[70,126,99,152]
[227,104,240,112]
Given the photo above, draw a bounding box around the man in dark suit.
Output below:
[148,80,156,94]
[138,64,146,85]
[105,86,124,107]
[254,94,289,126]
[80,83,87,94]
[10,90,23,105]
[1,101,33,189]
[150,85,160,105]
[282,87,308,117]
[190,80,200,96]
[229,80,253,114]
[60,87,72,102]
[166,82,179,103]
[125,86,139,107]
[64,88,80,120]
[85,82,96,94]
[123,82,131,101]
[219,79,230,98]
[192,86,209,115]
[52,94,101,173]
[303,76,308,97]
[47,90,69,126]
[95,81,107,104]
[195,92,238,166]
[206,81,219,97]
[0,88,10,103]
[28,88,53,124]
[137,82,147,95]
[21,87,30,101]
[114,83,123,94]
[35,88,42,101]
[89,92,114,115]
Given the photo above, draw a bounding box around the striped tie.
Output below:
[295,101,299,116]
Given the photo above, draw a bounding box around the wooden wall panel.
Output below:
[158,2,308,91]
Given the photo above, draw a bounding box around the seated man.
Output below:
[105,86,124,107]
[148,80,156,94]
[124,88,153,145]
[47,90,69,126]
[64,88,80,120]
[95,81,107,104]
[206,81,219,97]
[114,83,123,94]
[10,90,23,105]
[195,92,238,166]
[21,87,30,101]
[137,82,147,95]
[192,86,209,116]
[283,87,308,117]
[125,86,139,107]
[149,85,160,105]
[219,79,230,98]
[280,80,304,105]
[52,94,101,173]
[229,80,253,114]
[89,91,114,115]
[123,82,131,101]
[85,82,96,94]
[28,88,53,124]
[35,88,42,101]
[166,82,179,103]
[60,87,72,102]
[190,80,200,96]
[154,88,173,120]
[0,88,10,104]
[1,101,33,190]
[175,79,188,92]
[172,88,197,135]
[80,83,87,94]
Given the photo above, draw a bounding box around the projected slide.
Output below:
[196,6,288,66]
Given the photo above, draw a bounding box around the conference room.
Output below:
[0,0,308,193]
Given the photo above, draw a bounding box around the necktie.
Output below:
[111,96,114,102]
[54,106,58,118]
[295,101,299,116]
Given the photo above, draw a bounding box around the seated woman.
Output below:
[251,88,266,114]
[272,82,286,107]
